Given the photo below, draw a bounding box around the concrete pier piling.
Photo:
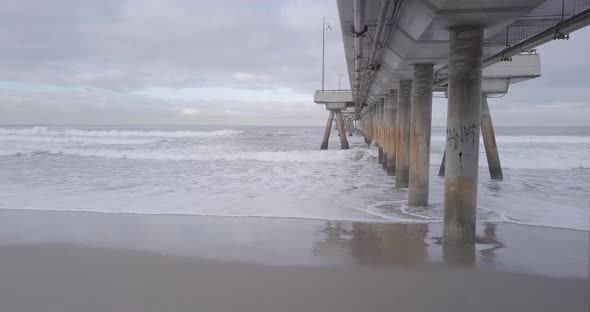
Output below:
[371,105,378,145]
[377,100,384,164]
[371,106,375,144]
[409,64,434,207]
[361,114,371,144]
[335,110,350,149]
[367,110,372,145]
[366,109,370,133]
[439,97,503,180]
[320,110,334,150]
[346,118,354,137]
[386,90,398,176]
[443,26,484,244]
[374,104,378,147]
[438,151,446,177]
[395,80,412,189]
[380,98,388,169]
[382,95,391,171]
[480,96,503,180]
[364,106,373,145]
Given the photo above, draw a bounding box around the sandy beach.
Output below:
[0,209,588,312]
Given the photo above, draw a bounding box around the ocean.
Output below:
[1,125,588,231]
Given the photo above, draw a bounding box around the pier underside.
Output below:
[330,0,590,243]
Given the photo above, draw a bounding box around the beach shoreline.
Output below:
[0,209,588,311]
[0,208,588,275]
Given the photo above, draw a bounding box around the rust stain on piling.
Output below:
[443,177,477,244]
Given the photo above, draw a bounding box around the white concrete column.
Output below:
[443,26,484,244]
[395,80,412,188]
[409,64,434,207]
[480,96,503,180]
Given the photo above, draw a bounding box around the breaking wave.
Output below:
[0,126,243,138]
[10,147,375,162]
[0,135,155,145]
[360,200,585,230]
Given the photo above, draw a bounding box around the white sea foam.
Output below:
[0,135,155,145]
[361,201,428,223]
[0,126,243,138]
[499,158,588,170]
[432,135,590,144]
[11,147,374,162]
[429,154,589,170]
[0,125,588,231]
[361,201,589,231]
[4,144,587,169]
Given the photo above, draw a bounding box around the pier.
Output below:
[315,0,590,244]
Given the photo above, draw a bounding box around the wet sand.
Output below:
[0,209,588,311]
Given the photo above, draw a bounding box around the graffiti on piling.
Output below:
[447,124,477,150]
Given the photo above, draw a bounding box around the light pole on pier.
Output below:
[338,72,343,90]
[322,16,332,91]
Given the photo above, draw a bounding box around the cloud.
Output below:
[181,108,199,115]
[0,0,587,126]
[0,0,347,92]
[0,86,326,126]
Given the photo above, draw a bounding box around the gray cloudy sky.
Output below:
[0,0,588,126]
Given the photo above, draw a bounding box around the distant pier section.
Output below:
[314,90,355,149]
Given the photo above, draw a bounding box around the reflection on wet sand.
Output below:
[351,223,429,266]
[478,223,505,264]
[0,208,587,279]
[437,223,503,267]
[442,242,476,267]
[314,221,429,266]
[314,221,506,269]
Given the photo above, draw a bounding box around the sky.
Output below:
[0,0,588,126]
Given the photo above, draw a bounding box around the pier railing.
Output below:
[314,89,352,93]
[313,90,354,104]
